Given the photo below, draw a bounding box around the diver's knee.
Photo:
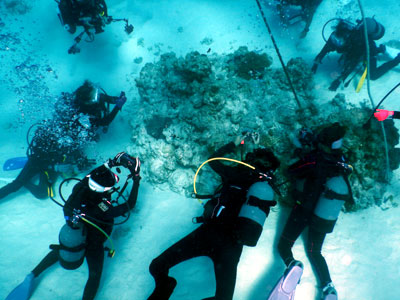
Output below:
[149,256,167,277]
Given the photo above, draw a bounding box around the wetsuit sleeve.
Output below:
[314,35,336,63]
[208,142,238,180]
[101,93,118,105]
[103,178,140,218]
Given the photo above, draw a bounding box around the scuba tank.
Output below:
[235,181,276,247]
[313,176,350,221]
[57,223,87,270]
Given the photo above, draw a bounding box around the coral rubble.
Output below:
[128,46,399,209]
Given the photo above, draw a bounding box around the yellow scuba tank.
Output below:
[236,181,275,247]
[58,223,87,270]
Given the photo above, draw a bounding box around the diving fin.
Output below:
[3,157,28,171]
[322,294,338,300]
[267,260,303,300]
[355,67,368,93]
[5,273,35,300]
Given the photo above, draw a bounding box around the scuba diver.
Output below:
[147,135,280,300]
[68,80,127,131]
[312,17,400,91]
[276,0,323,38]
[0,80,127,203]
[274,123,353,300]
[5,152,141,300]
[55,0,134,54]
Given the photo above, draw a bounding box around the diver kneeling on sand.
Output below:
[312,17,400,91]
[5,152,140,300]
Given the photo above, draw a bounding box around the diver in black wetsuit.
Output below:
[0,80,127,203]
[277,123,353,299]
[70,80,127,130]
[57,0,110,34]
[56,0,134,54]
[277,0,323,38]
[312,17,400,91]
[5,152,140,300]
[147,136,280,300]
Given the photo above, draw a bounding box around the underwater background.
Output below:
[1,0,400,299]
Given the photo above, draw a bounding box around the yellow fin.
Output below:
[356,67,368,93]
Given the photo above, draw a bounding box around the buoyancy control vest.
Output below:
[199,184,248,227]
[57,223,87,270]
[235,181,276,247]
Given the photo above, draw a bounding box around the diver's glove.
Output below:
[374,109,394,121]
[311,58,321,74]
[115,91,127,110]
[111,152,141,176]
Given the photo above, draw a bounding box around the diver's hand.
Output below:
[374,109,394,121]
[115,91,127,110]
[311,62,319,73]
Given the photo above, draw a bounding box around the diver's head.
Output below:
[86,165,119,193]
[245,148,280,173]
[317,122,346,151]
[362,17,385,40]
[75,80,101,108]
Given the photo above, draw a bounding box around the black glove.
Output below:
[329,79,341,91]
[115,91,127,110]
[311,62,319,74]
[112,152,141,175]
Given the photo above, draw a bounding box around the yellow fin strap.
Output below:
[44,171,54,197]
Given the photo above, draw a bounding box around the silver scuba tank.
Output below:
[236,181,275,247]
[58,223,87,270]
[313,176,349,220]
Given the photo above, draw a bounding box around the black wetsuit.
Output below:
[0,125,75,201]
[148,142,264,300]
[31,168,140,300]
[58,0,108,34]
[277,149,352,287]
[314,20,400,90]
